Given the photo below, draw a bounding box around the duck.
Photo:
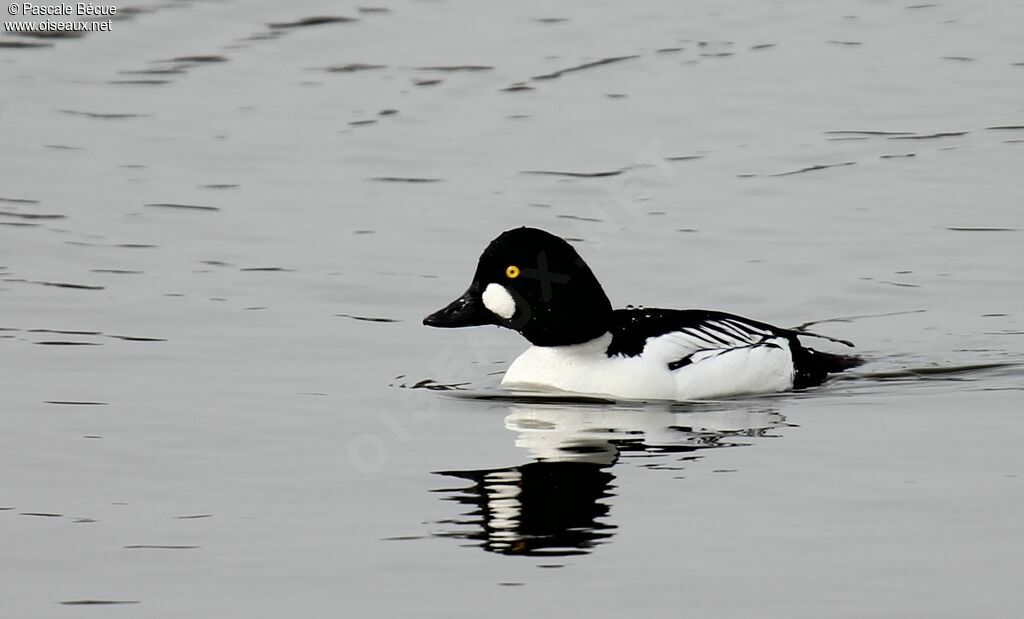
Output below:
[423,227,862,401]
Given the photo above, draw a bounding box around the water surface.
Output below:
[2,0,1023,616]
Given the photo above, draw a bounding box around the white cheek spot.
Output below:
[482,283,516,320]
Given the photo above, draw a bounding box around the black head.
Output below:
[423,227,613,346]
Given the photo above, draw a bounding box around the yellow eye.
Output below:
[505,265,520,279]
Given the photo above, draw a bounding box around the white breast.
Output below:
[501,332,796,401]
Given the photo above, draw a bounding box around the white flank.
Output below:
[502,333,796,401]
[482,283,516,319]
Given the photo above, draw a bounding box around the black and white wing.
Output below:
[607,308,861,387]
[607,308,792,369]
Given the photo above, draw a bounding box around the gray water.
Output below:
[2,0,1023,616]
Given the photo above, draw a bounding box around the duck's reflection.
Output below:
[435,461,616,556]
[433,402,784,556]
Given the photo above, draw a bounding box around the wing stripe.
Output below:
[724,318,772,337]
[667,356,692,370]
[683,327,728,346]
[700,321,750,344]
[667,339,785,372]
[713,320,753,339]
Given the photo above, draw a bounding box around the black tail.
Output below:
[791,344,863,389]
